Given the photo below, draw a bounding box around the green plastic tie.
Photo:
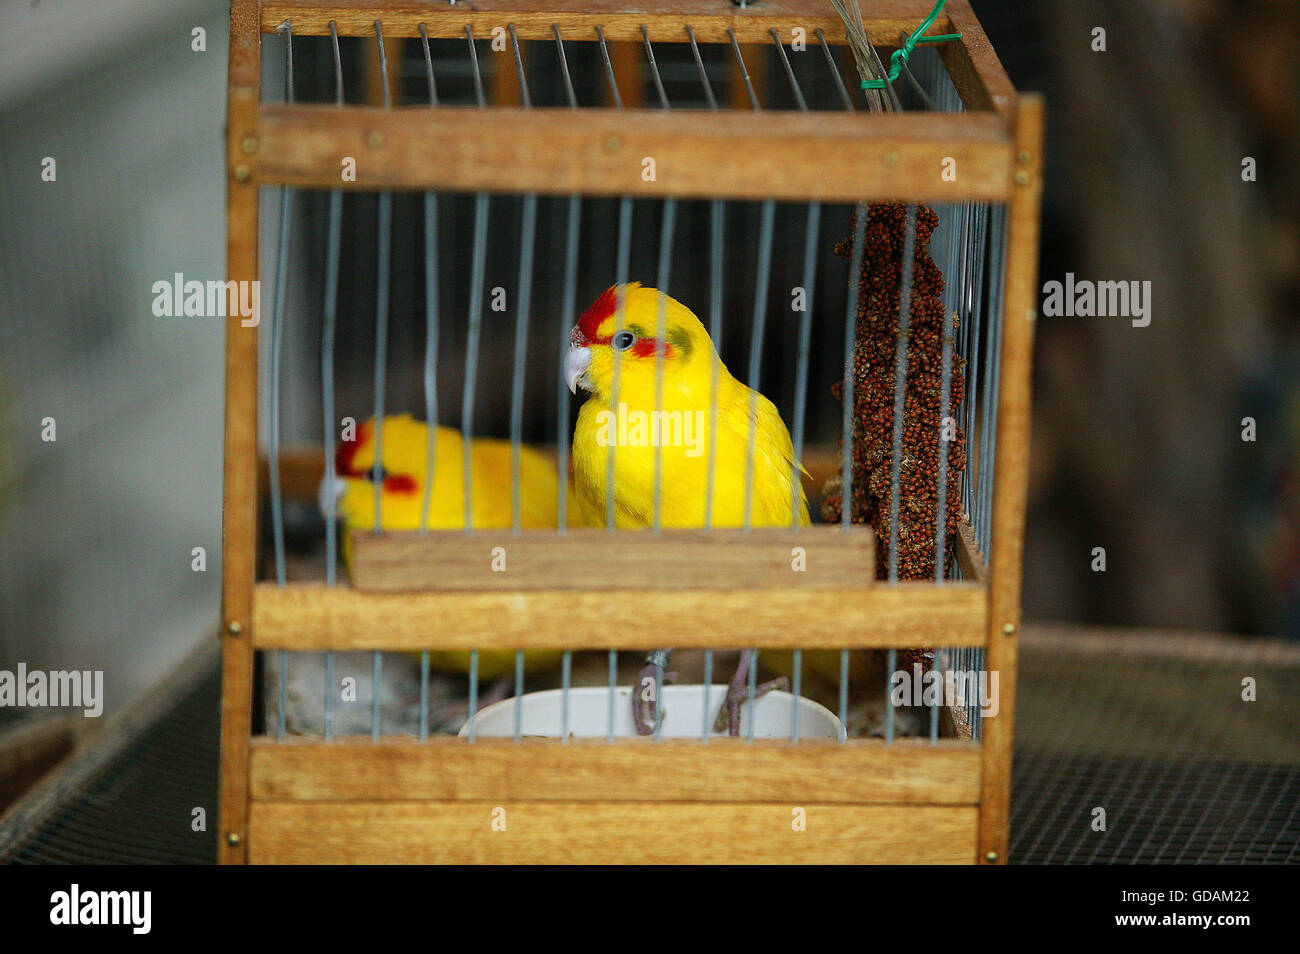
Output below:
[860,0,961,90]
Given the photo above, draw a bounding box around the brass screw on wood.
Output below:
[1002,622,1016,636]
[241,136,258,154]
[1017,150,1032,163]
[883,151,900,167]
[1014,170,1030,185]
[366,130,385,149]
[227,620,243,636]
[227,832,241,846]
[985,850,998,862]
[233,165,250,182]
[604,135,622,153]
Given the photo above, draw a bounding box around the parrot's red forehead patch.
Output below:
[577,285,620,343]
[573,284,678,359]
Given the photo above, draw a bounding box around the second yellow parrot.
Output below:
[326,413,562,679]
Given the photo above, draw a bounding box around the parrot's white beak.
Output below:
[317,471,346,517]
[565,344,592,395]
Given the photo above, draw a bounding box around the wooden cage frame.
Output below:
[221,0,1043,864]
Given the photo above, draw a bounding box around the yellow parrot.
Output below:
[565,283,841,734]
[326,413,562,679]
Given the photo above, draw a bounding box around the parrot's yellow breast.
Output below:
[571,379,809,530]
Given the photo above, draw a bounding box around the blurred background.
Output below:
[0,0,1296,816]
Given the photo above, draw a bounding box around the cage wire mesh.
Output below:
[4,628,1295,863]
[255,23,1005,747]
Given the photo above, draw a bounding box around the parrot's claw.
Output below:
[631,649,675,736]
[713,676,789,735]
[713,650,788,736]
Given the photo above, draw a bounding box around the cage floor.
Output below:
[2,625,1296,864]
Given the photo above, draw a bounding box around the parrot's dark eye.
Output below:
[369,464,389,483]
[612,330,636,352]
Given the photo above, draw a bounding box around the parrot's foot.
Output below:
[713,650,789,737]
[631,649,676,736]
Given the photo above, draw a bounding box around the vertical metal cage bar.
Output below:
[561,650,572,743]
[321,20,344,742]
[653,662,665,743]
[791,649,803,742]
[595,26,623,108]
[324,650,335,741]
[746,648,758,743]
[701,650,714,741]
[371,650,382,741]
[685,26,718,109]
[642,29,675,533]
[641,26,669,107]
[322,20,343,586]
[838,649,849,743]
[465,26,487,107]
[977,276,995,555]
[509,25,538,535]
[979,206,1009,559]
[962,204,988,528]
[269,21,295,741]
[461,30,490,536]
[840,210,868,530]
[687,28,724,531]
[790,200,821,529]
[554,26,581,536]
[370,22,393,532]
[598,27,634,534]
[728,34,773,532]
[514,649,524,743]
[774,29,819,535]
[838,207,867,746]
[467,651,478,743]
[743,200,775,529]
[597,25,634,735]
[726,29,761,109]
[555,185,581,532]
[814,29,854,111]
[770,28,807,110]
[465,184,488,535]
[268,21,293,592]
[418,24,441,536]
[885,647,897,742]
[607,648,617,743]
[463,27,489,729]
[604,194,633,519]
[369,20,393,745]
[419,650,430,741]
[652,201,677,532]
[554,25,579,107]
[721,38,772,737]
[554,26,580,742]
[704,199,724,529]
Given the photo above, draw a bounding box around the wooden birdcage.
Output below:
[220,0,1042,864]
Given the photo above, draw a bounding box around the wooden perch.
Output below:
[348,525,875,591]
